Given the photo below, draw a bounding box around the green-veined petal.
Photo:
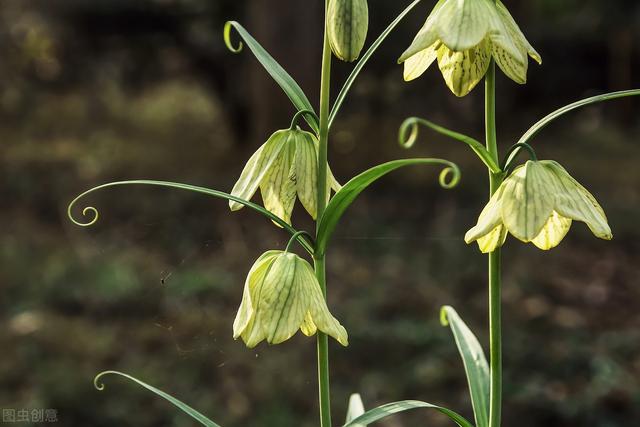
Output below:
[437,40,491,97]
[403,43,439,81]
[259,254,308,344]
[397,0,445,63]
[260,134,297,225]
[501,161,555,242]
[465,183,506,244]
[301,261,348,346]
[230,131,288,211]
[434,0,494,52]
[544,161,612,240]
[496,0,541,64]
[232,251,279,338]
[294,131,319,219]
[531,211,572,250]
[476,224,508,253]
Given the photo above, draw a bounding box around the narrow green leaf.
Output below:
[399,117,501,174]
[67,180,314,255]
[329,0,423,128]
[342,400,474,427]
[94,371,222,427]
[345,393,366,426]
[224,21,319,134]
[506,89,640,165]
[440,306,490,427]
[316,159,460,255]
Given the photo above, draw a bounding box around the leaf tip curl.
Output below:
[439,306,451,327]
[223,21,243,53]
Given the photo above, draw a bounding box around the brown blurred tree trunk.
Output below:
[247,0,323,142]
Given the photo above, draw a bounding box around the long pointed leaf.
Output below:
[316,159,460,255]
[440,306,490,427]
[506,89,640,165]
[224,21,319,133]
[343,400,474,427]
[67,180,314,254]
[329,0,423,128]
[94,371,222,427]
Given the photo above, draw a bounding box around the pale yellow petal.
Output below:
[491,41,528,84]
[501,161,555,242]
[403,44,439,81]
[235,251,281,347]
[258,254,308,345]
[543,161,612,240]
[437,40,491,97]
[230,130,287,211]
[300,261,348,346]
[434,0,494,52]
[496,0,541,64]
[397,0,444,63]
[300,311,318,337]
[294,131,319,219]
[465,183,506,244]
[476,225,508,253]
[531,211,572,250]
[260,134,297,225]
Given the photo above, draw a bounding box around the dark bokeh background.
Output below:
[2,1,640,426]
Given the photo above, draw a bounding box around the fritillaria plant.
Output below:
[67,0,639,426]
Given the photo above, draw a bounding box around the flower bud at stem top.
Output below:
[327,0,369,62]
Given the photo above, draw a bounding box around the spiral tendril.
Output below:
[68,192,101,227]
[398,117,502,174]
[438,164,461,189]
[93,371,114,391]
[66,180,315,255]
[398,117,421,149]
[223,21,243,53]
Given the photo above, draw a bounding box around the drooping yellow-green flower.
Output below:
[233,251,349,348]
[229,128,341,225]
[465,160,612,252]
[398,0,541,97]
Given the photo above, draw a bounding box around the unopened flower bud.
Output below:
[327,0,369,62]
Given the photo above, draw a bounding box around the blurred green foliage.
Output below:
[1,1,639,426]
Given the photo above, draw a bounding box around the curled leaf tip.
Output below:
[223,21,243,53]
[439,306,451,327]
[93,370,116,391]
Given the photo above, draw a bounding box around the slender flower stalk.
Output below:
[485,60,502,427]
[316,1,334,426]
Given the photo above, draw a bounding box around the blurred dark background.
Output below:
[2,0,640,426]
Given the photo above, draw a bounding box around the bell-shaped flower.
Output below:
[398,0,541,97]
[229,128,341,225]
[233,250,349,348]
[465,160,612,252]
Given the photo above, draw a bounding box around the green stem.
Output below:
[316,2,333,427]
[485,60,503,427]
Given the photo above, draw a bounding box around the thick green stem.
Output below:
[485,60,503,427]
[315,2,333,427]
